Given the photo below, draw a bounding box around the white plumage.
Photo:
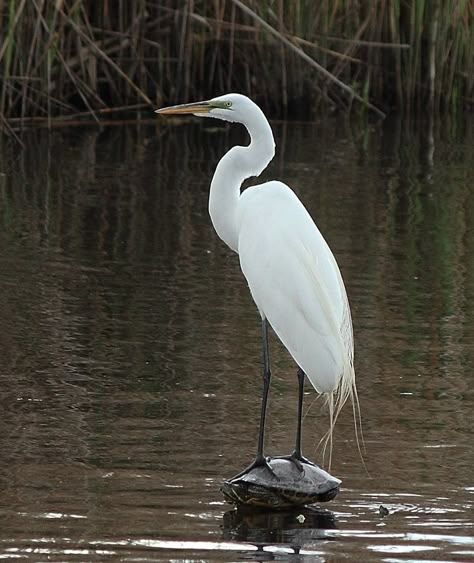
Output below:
[156,93,357,469]
[238,180,353,395]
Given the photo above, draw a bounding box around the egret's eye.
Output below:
[225,101,232,108]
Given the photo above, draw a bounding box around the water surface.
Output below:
[0,115,473,561]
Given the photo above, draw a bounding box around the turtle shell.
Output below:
[221,457,341,509]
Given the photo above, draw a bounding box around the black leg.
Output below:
[276,367,316,472]
[229,317,275,480]
[256,316,271,462]
[294,366,305,459]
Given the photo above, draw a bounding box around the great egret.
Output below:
[156,93,356,476]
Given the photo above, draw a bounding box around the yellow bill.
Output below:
[155,101,212,115]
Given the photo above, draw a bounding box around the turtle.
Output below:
[220,457,341,509]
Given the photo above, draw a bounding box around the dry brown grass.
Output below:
[0,1,472,125]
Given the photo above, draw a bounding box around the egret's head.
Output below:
[155,93,256,124]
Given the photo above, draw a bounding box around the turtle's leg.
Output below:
[228,317,276,480]
[277,368,316,472]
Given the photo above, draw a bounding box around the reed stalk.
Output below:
[0,0,472,125]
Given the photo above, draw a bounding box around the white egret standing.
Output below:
[156,93,356,476]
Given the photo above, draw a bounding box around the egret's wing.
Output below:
[238,181,353,394]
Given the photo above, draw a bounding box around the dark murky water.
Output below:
[0,114,473,561]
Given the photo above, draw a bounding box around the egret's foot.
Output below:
[229,455,278,481]
[275,451,318,473]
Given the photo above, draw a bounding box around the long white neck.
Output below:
[208,108,275,253]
